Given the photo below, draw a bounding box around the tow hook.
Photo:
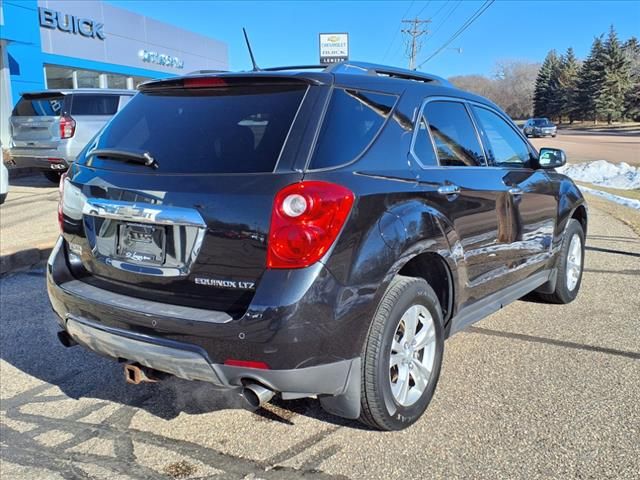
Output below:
[124,363,162,384]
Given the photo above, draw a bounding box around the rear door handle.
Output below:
[508,187,524,196]
[437,184,460,196]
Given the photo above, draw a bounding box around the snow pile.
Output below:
[578,185,640,211]
[558,160,640,190]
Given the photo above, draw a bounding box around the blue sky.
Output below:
[108,0,640,77]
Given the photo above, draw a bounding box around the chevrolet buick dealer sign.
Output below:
[319,33,349,64]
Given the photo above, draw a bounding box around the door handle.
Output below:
[508,187,524,196]
[437,184,460,196]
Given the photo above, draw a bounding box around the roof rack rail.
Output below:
[326,61,452,87]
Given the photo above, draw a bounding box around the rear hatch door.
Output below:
[10,93,67,149]
[63,77,326,316]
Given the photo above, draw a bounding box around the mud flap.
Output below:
[319,357,361,419]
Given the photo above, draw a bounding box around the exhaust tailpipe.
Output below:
[242,383,275,409]
[124,363,161,384]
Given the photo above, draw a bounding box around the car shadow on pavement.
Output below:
[8,174,58,188]
[0,269,366,430]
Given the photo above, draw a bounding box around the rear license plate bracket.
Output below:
[116,223,166,265]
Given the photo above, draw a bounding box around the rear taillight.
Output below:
[59,115,76,139]
[58,172,67,232]
[267,181,354,269]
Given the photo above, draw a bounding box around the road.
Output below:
[1,204,639,479]
[529,129,640,167]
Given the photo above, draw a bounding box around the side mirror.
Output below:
[538,147,566,169]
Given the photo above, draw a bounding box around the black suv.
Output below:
[48,62,587,431]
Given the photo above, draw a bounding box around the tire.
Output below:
[42,170,62,183]
[359,275,444,431]
[538,219,585,304]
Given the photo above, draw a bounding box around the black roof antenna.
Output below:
[242,28,261,71]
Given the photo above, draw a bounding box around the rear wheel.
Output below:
[42,170,62,183]
[359,275,444,431]
[538,219,585,304]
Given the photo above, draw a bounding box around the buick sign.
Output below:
[39,7,105,40]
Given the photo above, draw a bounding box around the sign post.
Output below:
[319,33,349,64]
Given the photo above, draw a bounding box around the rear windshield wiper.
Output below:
[86,149,158,169]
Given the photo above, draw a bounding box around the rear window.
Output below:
[12,95,66,116]
[70,94,120,115]
[84,85,306,174]
[310,89,397,169]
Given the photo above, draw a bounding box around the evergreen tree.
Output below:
[575,36,605,122]
[558,48,581,123]
[533,50,560,118]
[597,26,631,123]
[623,37,640,120]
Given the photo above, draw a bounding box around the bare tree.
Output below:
[449,60,540,119]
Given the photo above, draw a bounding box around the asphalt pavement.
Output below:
[1,204,638,479]
[0,174,59,257]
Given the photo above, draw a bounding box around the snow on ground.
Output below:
[558,160,640,190]
[578,185,640,211]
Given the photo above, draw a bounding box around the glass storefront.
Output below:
[44,65,152,90]
[45,65,74,89]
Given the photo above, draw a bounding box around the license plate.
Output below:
[116,223,166,265]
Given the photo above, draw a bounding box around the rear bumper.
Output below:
[47,237,371,398]
[9,147,73,169]
[64,314,358,397]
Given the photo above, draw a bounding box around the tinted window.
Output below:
[12,95,65,116]
[473,107,531,166]
[532,118,550,126]
[310,89,396,169]
[71,95,120,115]
[424,101,484,167]
[84,85,306,174]
[412,114,437,166]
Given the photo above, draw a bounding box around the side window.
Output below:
[412,114,437,166]
[310,89,397,169]
[473,106,531,166]
[423,101,485,167]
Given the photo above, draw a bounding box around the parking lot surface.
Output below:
[1,203,639,479]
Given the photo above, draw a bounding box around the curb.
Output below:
[0,245,54,276]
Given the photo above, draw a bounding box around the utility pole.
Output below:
[401,18,430,70]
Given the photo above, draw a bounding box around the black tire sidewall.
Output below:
[555,219,585,303]
[372,279,444,430]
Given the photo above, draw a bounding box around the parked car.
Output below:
[9,89,134,183]
[0,147,8,205]
[48,62,587,431]
[523,117,557,137]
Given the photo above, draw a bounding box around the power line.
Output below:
[428,0,462,41]
[415,0,432,17]
[381,1,416,62]
[429,1,452,22]
[402,18,431,70]
[417,0,495,68]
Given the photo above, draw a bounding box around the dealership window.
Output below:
[106,73,128,89]
[76,68,101,88]
[45,66,74,89]
[44,65,152,91]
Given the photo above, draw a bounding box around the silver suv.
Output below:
[9,89,134,182]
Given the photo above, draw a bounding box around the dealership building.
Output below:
[0,0,228,144]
